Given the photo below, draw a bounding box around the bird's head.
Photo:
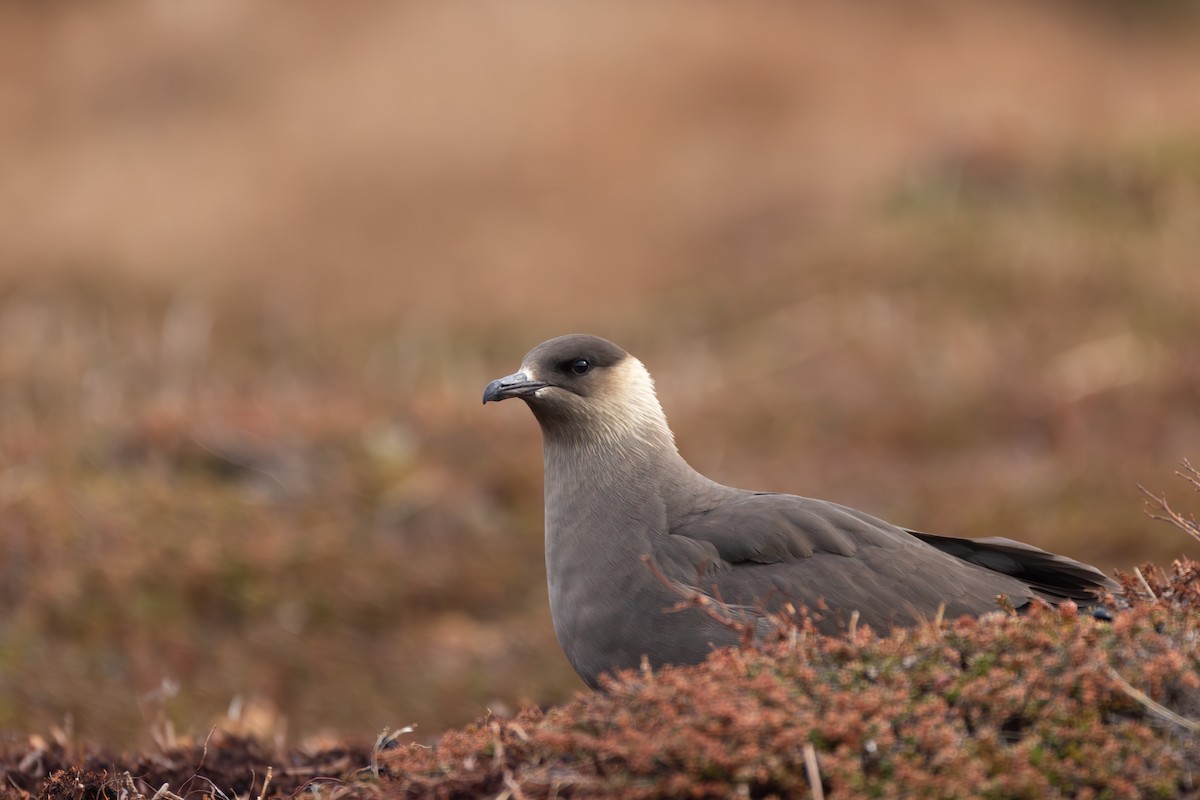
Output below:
[483,334,672,449]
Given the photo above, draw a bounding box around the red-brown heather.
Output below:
[382,558,1200,799]
[2,0,1200,796]
[7,551,1199,798]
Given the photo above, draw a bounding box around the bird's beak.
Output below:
[482,371,549,404]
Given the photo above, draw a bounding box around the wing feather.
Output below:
[907,530,1118,603]
[652,491,1111,634]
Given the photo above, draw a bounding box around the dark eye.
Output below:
[570,358,590,375]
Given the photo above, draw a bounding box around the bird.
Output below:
[483,334,1118,687]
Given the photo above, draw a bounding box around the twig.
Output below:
[198,726,215,772]
[1107,665,1200,733]
[117,771,141,800]
[1178,458,1200,492]
[509,723,530,743]
[639,654,653,678]
[16,746,44,774]
[803,743,825,800]
[1133,566,1157,601]
[256,766,273,800]
[502,769,528,800]
[640,555,755,640]
[185,774,230,800]
[491,722,505,767]
[149,783,185,800]
[1138,482,1200,545]
[371,725,416,777]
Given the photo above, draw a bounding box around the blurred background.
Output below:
[1,0,1199,748]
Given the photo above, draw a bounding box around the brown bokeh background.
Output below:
[2,1,1199,747]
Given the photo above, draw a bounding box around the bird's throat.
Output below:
[540,430,685,589]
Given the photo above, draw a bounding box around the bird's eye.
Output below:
[570,359,590,375]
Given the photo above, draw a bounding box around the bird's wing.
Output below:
[652,492,1038,632]
[906,530,1118,602]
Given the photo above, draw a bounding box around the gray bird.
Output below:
[483,334,1117,687]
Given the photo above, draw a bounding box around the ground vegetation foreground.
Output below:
[4,488,1200,799]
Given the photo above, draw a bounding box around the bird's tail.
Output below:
[907,530,1120,605]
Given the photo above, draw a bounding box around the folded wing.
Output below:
[653,491,1114,633]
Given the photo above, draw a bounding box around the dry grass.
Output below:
[0,0,1199,754]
